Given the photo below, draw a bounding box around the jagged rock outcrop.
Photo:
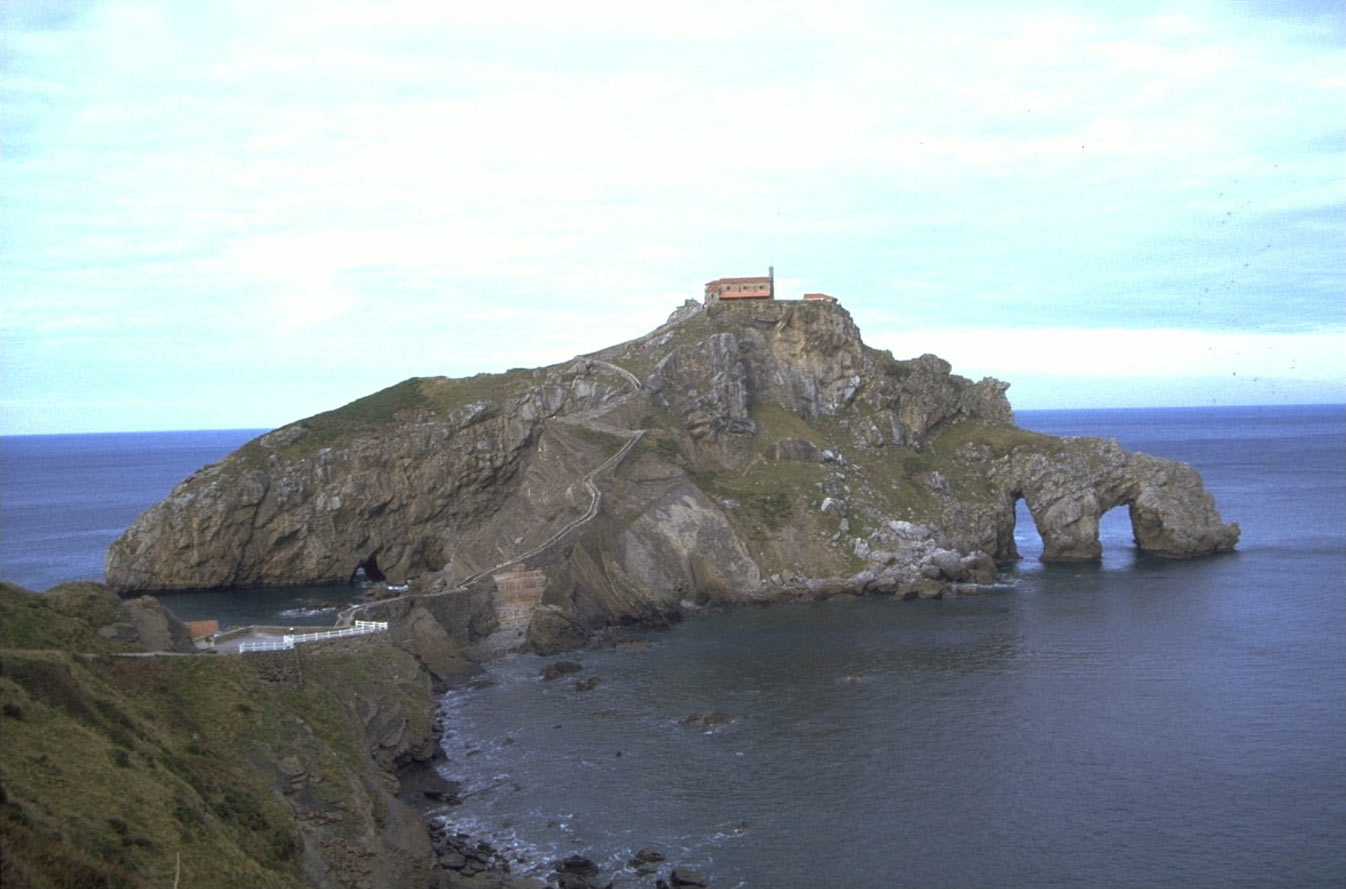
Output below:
[992,438,1240,562]
[108,298,1238,654]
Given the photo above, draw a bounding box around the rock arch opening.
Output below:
[1098,503,1141,563]
[1008,492,1039,562]
[350,554,386,583]
[1006,491,1143,565]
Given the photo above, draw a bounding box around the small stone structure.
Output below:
[491,566,547,635]
[704,269,843,306]
[704,267,774,303]
[184,619,219,649]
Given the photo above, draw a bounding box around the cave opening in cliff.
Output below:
[1010,493,1042,562]
[351,554,386,583]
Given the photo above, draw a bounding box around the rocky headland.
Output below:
[107,298,1237,652]
[6,299,1240,888]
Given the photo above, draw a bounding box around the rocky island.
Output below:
[2,297,1239,888]
[108,297,1237,649]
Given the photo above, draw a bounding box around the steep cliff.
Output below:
[107,299,1238,648]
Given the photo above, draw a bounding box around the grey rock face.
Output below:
[121,595,196,653]
[106,369,626,590]
[106,298,1237,648]
[617,482,761,600]
[993,437,1239,561]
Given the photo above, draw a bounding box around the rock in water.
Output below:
[106,299,1237,649]
[670,867,710,887]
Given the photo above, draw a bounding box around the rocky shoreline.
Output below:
[385,562,1057,888]
[416,644,724,889]
[83,299,1240,888]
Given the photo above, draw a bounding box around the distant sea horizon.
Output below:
[6,397,1344,438]
[4,405,1338,600]
[2,404,1342,596]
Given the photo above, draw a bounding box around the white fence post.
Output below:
[238,621,387,653]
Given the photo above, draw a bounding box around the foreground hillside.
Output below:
[106,299,1237,650]
[0,582,451,889]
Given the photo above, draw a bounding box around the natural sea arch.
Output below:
[1008,494,1141,565]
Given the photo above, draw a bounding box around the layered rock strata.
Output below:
[108,299,1238,655]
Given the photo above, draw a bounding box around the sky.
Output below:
[2,0,1343,434]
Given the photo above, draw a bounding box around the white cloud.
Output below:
[875,327,1346,384]
[1,0,1342,432]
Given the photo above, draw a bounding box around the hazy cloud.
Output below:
[2,0,1342,432]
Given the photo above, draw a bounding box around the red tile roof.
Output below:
[185,619,219,640]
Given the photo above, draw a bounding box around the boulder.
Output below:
[554,855,599,877]
[671,868,709,887]
[526,607,589,657]
[928,548,968,581]
[961,551,998,584]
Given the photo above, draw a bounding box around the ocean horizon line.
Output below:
[2,401,1342,439]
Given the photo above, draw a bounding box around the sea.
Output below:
[0,428,362,625]
[1,405,1343,887]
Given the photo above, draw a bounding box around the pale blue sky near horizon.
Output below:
[2,0,1343,435]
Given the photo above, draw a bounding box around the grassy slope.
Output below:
[0,584,131,655]
[232,368,543,469]
[0,585,431,889]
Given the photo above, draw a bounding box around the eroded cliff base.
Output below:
[106,299,1237,659]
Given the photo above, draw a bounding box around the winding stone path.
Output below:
[338,358,647,630]
[452,426,644,590]
[586,358,642,391]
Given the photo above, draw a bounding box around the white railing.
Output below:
[239,638,295,653]
[238,621,388,653]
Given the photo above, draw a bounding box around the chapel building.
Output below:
[704,266,774,303]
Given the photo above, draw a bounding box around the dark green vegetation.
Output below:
[0,583,434,889]
[0,583,135,655]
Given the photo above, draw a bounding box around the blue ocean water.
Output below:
[433,405,1346,888]
[1,407,1343,887]
[0,429,363,626]
[0,430,263,591]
